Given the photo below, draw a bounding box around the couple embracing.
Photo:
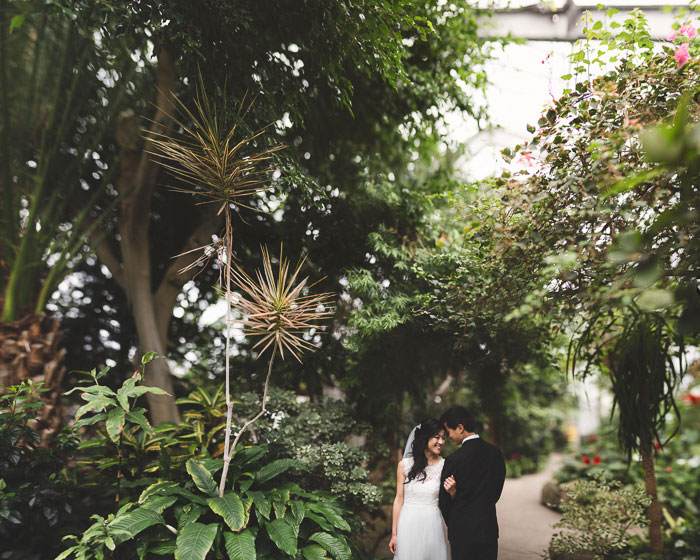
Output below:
[390,406,506,560]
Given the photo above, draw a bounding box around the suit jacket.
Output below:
[438,437,506,544]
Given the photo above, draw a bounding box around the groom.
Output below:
[438,406,506,560]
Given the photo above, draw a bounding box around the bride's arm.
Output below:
[389,460,406,555]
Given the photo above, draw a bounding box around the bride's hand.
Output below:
[389,535,397,554]
[443,475,456,498]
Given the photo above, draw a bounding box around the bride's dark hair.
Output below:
[405,417,443,483]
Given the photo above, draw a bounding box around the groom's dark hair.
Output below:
[440,406,477,432]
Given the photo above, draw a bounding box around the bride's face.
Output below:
[426,430,445,457]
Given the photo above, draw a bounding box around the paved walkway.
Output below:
[497,454,563,559]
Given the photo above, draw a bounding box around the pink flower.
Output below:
[665,466,673,472]
[675,43,690,67]
[668,30,677,41]
[518,152,535,167]
[681,24,698,40]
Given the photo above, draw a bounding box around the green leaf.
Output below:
[309,533,351,560]
[637,289,674,311]
[305,512,333,532]
[106,407,126,443]
[139,481,179,503]
[9,14,25,32]
[255,459,299,484]
[302,545,328,560]
[175,522,218,560]
[223,530,256,560]
[75,396,113,420]
[186,459,218,497]
[602,167,663,197]
[306,503,350,532]
[105,536,116,551]
[75,411,108,429]
[177,505,206,529]
[126,410,154,434]
[247,490,271,520]
[289,500,305,527]
[108,507,165,545]
[65,384,115,397]
[141,352,160,365]
[141,496,178,514]
[265,518,297,556]
[207,492,246,532]
[148,541,177,555]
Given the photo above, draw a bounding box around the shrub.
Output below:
[235,388,382,512]
[0,382,79,559]
[546,475,650,560]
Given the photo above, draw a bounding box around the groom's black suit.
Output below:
[438,437,506,560]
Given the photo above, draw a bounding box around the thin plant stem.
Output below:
[218,346,276,496]
[219,223,235,497]
[115,430,123,504]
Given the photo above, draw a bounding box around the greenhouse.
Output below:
[1,1,699,559]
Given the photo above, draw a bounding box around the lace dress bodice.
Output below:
[402,457,444,507]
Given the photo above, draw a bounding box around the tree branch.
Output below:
[153,209,222,344]
[92,237,125,289]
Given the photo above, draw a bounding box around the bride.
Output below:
[389,418,455,560]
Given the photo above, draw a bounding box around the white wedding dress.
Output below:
[394,457,450,560]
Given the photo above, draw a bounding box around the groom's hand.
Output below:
[443,475,456,499]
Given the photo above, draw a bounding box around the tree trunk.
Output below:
[641,449,664,554]
[111,46,179,424]
[485,414,501,449]
[93,46,223,424]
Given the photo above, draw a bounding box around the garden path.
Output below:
[497,453,563,559]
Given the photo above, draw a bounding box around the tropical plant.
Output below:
[149,79,334,496]
[58,369,356,560]
[0,0,138,442]
[59,453,354,560]
[0,1,134,321]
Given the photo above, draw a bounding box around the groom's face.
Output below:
[444,423,465,445]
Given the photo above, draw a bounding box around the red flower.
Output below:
[654,441,662,451]
[582,455,590,464]
[665,467,673,472]
[593,455,602,465]
[586,434,598,443]
[682,394,700,406]
[509,453,520,460]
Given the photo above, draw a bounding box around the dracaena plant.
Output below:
[149,80,333,497]
[217,245,334,495]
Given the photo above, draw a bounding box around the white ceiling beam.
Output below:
[482,1,683,41]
